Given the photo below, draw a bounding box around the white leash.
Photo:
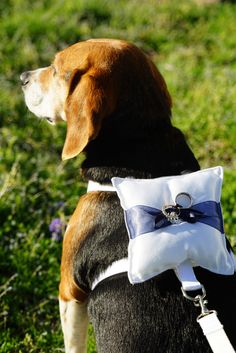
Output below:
[88,181,235,353]
[178,262,235,353]
[198,312,235,353]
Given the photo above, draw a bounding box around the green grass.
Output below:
[0,0,236,351]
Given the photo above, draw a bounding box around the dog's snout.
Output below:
[20,71,31,86]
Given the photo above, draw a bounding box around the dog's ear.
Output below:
[62,69,116,160]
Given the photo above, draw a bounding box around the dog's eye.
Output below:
[51,65,57,76]
[65,71,71,81]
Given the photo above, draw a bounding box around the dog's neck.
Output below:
[81,125,200,184]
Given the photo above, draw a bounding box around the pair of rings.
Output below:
[162,192,193,223]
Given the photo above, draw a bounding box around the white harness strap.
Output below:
[175,260,202,291]
[91,258,128,290]
[91,259,202,292]
[87,180,235,353]
[87,180,116,192]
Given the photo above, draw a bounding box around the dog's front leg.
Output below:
[59,297,89,353]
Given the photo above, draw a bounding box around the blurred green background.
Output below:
[0,0,236,352]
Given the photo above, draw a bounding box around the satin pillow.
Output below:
[112,167,235,284]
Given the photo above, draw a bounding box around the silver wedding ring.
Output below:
[175,192,193,208]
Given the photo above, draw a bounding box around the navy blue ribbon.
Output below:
[125,201,224,239]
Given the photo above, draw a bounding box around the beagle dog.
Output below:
[21,39,236,353]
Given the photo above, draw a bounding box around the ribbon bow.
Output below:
[125,201,224,239]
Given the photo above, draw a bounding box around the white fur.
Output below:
[59,298,89,353]
[22,68,67,124]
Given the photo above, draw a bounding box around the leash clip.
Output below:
[195,293,216,320]
[181,286,215,320]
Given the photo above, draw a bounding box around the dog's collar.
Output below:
[87,180,116,192]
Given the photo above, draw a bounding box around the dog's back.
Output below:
[74,190,236,353]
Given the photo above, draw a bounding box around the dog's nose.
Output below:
[20,71,31,86]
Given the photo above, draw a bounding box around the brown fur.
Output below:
[59,193,104,302]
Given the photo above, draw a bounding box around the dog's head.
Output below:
[21,39,172,160]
